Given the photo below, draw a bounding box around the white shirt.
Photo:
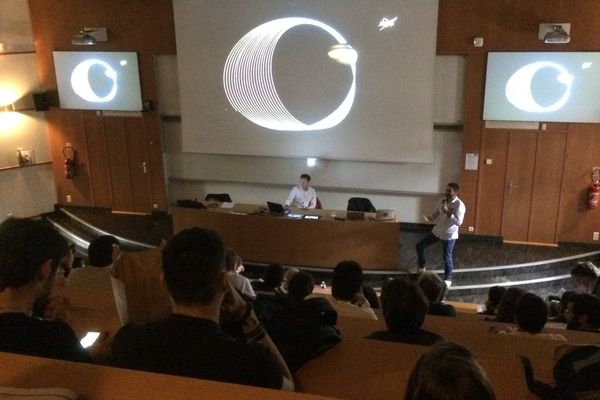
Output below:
[428,196,466,240]
[285,186,317,209]
[228,271,256,299]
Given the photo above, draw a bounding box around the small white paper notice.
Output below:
[465,153,479,170]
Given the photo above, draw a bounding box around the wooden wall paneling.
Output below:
[475,129,509,236]
[124,117,153,214]
[557,124,600,243]
[501,131,537,242]
[527,131,567,244]
[45,109,92,206]
[83,114,112,208]
[103,118,133,212]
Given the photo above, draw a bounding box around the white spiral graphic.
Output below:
[223,18,357,131]
[505,61,573,113]
[70,59,118,103]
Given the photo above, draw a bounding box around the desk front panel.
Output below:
[172,207,399,270]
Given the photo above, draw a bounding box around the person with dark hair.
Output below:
[479,286,506,316]
[0,218,91,363]
[417,272,456,317]
[404,341,496,400]
[566,293,600,332]
[252,263,285,294]
[515,293,548,334]
[368,278,443,346]
[111,228,294,390]
[495,287,526,323]
[414,182,466,287]
[287,271,314,302]
[330,260,377,320]
[224,249,255,299]
[361,284,380,309]
[570,261,600,297]
[284,173,317,209]
[551,290,577,323]
[278,267,300,294]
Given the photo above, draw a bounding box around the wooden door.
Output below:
[501,131,537,242]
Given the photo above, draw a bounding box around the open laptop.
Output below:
[375,209,396,221]
[266,201,285,214]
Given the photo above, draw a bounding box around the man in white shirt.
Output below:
[415,183,466,287]
[285,174,317,209]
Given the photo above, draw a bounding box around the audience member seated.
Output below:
[565,293,600,332]
[0,218,91,363]
[494,287,526,323]
[570,261,600,297]
[287,271,315,302]
[278,268,299,294]
[361,284,380,309]
[417,272,455,317]
[549,290,576,323]
[252,263,284,294]
[404,341,496,400]
[478,285,506,316]
[329,260,377,320]
[367,278,444,346]
[224,249,255,300]
[111,228,294,390]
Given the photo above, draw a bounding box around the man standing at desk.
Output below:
[415,183,465,288]
[285,174,317,209]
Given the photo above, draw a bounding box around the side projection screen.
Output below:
[484,52,600,123]
[53,51,143,111]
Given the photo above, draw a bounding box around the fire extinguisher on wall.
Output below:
[587,167,600,209]
[63,144,76,179]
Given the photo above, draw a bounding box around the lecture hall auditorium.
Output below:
[0,1,599,399]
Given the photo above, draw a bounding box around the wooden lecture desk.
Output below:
[172,204,400,270]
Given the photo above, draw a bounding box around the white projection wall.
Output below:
[173,0,438,163]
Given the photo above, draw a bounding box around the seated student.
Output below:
[571,261,600,297]
[495,287,526,323]
[566,293,600,332]
[368,278,444,346]
[479,285,506,316]
[550,290,576,323]
[252,263,284,294]
[362,284,380,309]
[417,272,456,317]
[0,218,91,363]
[278,267,300,294]
[111,228,294,390]
[224,249,255,300]
[329,260,377,320]
[404,341,496,400]
[287,271,315,302]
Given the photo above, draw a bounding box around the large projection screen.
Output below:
[173,0,438,163]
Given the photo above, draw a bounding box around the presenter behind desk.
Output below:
[284,174,317,209]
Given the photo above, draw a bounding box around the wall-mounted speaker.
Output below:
[33,92,50,111]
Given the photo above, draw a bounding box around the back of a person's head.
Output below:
[362,284,380,309]
[263,263,285,289]
[223,248,241,272]
[381,278,428,333]
[515,292,548,334]
[417,272,444,304]
[487,286,506,308]
[282,267,300,291]
[569,293,600,331]
[88,235,119,268]
[571,261,599,280]
[161,228,224,306]
[287,271,314,300]
[404,341,496,400]
[495,287,526,323]
[332,260,363,301]
[0,218,68,291]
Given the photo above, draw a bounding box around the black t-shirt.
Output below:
[0,312,91,363]
[367,329,444,346]
[111,314,284,389]
[428,302,457,317]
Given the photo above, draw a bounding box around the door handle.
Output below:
[140,161,148,174]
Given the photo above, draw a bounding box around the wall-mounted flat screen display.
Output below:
[53,51,142,111]
[484,52,600,123]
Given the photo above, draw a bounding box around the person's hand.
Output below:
[221,276,248,321]
[422,214,430,222]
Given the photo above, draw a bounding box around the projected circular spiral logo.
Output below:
[70,59,118,103]
[223,18,357,132]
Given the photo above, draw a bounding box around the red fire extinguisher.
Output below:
[587,167,600,209]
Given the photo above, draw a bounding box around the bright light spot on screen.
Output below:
[378,16,398,31]
[223,17,357,132]
[70,59,118,103]
[505,61,572,113]
[306,157,317,167]
[582,62,592,69]
[120,60,127,66]
[328,44,358,65]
